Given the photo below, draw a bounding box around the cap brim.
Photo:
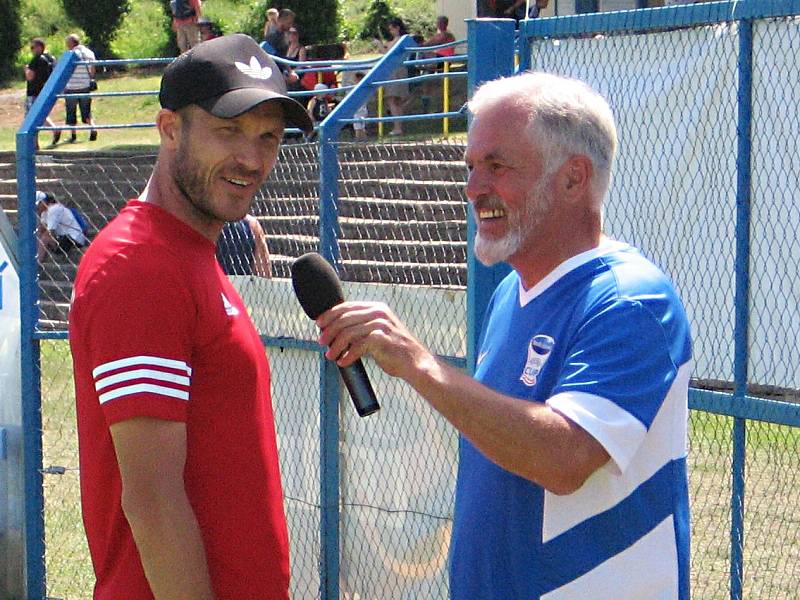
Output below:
[197,88,314,134]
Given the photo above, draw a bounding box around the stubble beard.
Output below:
[474,177,554,266]
[172,137,251,224]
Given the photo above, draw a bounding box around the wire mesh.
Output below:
[40,339,94,598]
[741,420,800,598]
[334,140,467,288]
[530,23,739,393]
[686,409,733,599]
[750,17,800,400]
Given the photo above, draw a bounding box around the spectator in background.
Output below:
[527,0,549,19]
[375,17,410,136]
[171,0,203,53]
[423,15,456,50]
[263,7,280,40]
[36,191,88,261]
[197,16,218,42]
[264,8,295,58]
[419,16,457,113]
[306,83,331,136]
[64,34,97,143]
[24,38,60,148]
[285,27,306,62]
[352,71,368,140]
[503,0,549,21]
[284,27,306,91]
[217,215,272,278]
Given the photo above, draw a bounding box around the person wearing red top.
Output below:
[69,34,312,599]
[172,0,203,53]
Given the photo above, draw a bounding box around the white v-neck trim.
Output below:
[518,240,629,307]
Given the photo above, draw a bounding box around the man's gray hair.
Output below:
[467,72,618,207]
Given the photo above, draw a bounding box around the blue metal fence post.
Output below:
[15,127,45,600]
[317,121,342,600]
[13,50,77,600]
[731,15,753,600]
[465,19,515,372]
[517,25,533,73]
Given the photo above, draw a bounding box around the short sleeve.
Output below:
[547,299,680,473]
[77,247,196,425]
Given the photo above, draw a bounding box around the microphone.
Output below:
[291,252,380,417]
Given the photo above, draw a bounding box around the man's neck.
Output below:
[140,163,224,243]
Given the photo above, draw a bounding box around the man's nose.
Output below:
[465,167,489,203]
[233,139,267,173]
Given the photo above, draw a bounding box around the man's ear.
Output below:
[156,109,181,150]
[557,154,593,202]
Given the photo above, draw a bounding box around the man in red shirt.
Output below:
[69,34,312,599]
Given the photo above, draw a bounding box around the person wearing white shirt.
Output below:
[36,191,88,261]
[64,34,98,143]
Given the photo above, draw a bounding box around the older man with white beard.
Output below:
[316,72,692,600]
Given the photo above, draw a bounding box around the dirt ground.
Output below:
[0,88,26,130]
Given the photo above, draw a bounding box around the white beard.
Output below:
[474,178,553,266]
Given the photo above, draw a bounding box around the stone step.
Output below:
[261,179,466,203]
[268,255,466,287]
[267,235,465,265]
[40,259,78,280]
[38,279,73,304]
[258,215,466,242]
[39,300,70,328]
[260,196,466,222]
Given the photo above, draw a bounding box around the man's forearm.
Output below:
[404,353,608,494]
[124,493,214,599]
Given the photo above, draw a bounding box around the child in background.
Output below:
[352,72,368,140]
[306,83,331,139]
[262,7,279,40]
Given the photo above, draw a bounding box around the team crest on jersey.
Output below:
[221,293,239,316]
[520,334,555,386]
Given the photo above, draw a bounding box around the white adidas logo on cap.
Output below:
[235,56,273,80]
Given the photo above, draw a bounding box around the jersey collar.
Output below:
[518,239,629,307]
[128,198,217,255]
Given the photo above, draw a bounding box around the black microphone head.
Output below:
[291,252,345,319]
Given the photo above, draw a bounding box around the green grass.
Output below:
[40,340,95,599]
[2,72,164,152]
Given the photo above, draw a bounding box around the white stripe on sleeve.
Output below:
[95,368,191,391]
[98,383,190,404]
[92,355,192,378]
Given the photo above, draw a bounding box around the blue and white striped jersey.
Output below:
[450,240,691,600]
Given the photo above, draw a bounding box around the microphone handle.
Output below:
[338,360,380,417]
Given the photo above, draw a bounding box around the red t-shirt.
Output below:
[69,200,289,599]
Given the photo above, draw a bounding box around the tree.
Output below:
[0,0,21,83]
[157,0,179,57]
[62,0,131,59]
[359,0,397,40]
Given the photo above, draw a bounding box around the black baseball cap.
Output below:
[159,34,313,133]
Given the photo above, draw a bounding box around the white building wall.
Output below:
[437,0,474,41]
